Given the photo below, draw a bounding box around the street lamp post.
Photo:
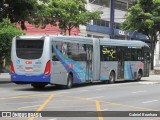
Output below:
[110,0,115,39]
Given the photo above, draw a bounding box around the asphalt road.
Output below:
[0,76,160,120]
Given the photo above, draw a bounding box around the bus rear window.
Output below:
[16,40,44,59]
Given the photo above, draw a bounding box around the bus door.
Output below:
[117,47,124,79]
[143,48,150,77]
[85,45,93,81]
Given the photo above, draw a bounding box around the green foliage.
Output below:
[47,0,102,35]
[0,19,23,62]
[0,0,50,30]
[121,0,160,70]
[33,0,54,29]
[0,0,102,35]
[122,0,160,41]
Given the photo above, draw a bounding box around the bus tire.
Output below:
[137,70,143,81]
[66,74,73,89]
[108,71,115,84]
[31,83,46,89]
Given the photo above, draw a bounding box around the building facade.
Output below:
[79,0,160,67]
[80,0,148,41]
[21,22,79,36]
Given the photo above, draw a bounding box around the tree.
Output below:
[0,0,50,30]
[121,0,160,70]
[46,0,102,35]
[0,19,23,72]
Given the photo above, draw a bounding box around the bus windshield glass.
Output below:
[16,40,44,59]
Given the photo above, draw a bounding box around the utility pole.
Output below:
[110,0,115,39]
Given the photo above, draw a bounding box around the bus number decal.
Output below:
[25,61,32,64]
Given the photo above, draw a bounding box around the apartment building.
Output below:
[79,0,160,67]
[79,0,148,41]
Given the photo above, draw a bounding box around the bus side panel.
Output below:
[100,61,118,81]
[51,47,86,85]
[51,61,68,85]
[124,61,144,80]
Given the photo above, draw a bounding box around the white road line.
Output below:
[96,89,104,91]
[101,109,109,111]
[59,92,70,94]
[132,91,146,94]
[18,105,41,109]
[86,96,104,100]
[143,100,159,104]
[139,82,159,85]
[49,118,57,120]
[77,90,89,92]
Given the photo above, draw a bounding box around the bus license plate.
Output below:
[25,67,33,71]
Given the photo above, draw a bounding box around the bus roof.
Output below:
[52,36,149,48]
[15,35,149,48]
[52,35,93,44]
[16,35,45,40]
[100,38,149,48]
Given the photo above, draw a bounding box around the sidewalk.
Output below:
[142,75,160,82]
[0,73,10,83]
[154,66,160,70]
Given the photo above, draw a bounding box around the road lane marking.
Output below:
[46,104,96,109]
[77,90,89,92]
[18,105,41,109]
[58,94,159,111]
[144,119,160,120]
[0,116,17,120]
[132,91,146,94]
[77,90,89,93]
[96,100,104,120]
[86,96,104,100]
[59,92,70,94]
[100,100,159,111]
[49,118,57,120]
[101,109,109,111]
[143,100,159,104]
[28,94,54,120]
[96,89,105,91]
[138,82,159,85]
[0,101,42,105]
[36,94,54,111]
[0,94,49,100]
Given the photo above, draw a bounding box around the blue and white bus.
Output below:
[10,35,150,89]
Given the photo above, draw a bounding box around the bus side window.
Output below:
[100,46,116,61]
[137,49,144,61]
[145,52,150,62]
[52,46,59,61]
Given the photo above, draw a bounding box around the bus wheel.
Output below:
[31,83,46,89]
[66,74,73,89]
[109,71,115,84]
[137,70,142,81]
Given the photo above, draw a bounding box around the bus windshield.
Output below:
[16,40,44,59]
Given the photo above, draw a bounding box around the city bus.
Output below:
[10,35,150,89]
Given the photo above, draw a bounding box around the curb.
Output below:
[0,73,10,83]
[150,70,160,75]
[0,73,10,75]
